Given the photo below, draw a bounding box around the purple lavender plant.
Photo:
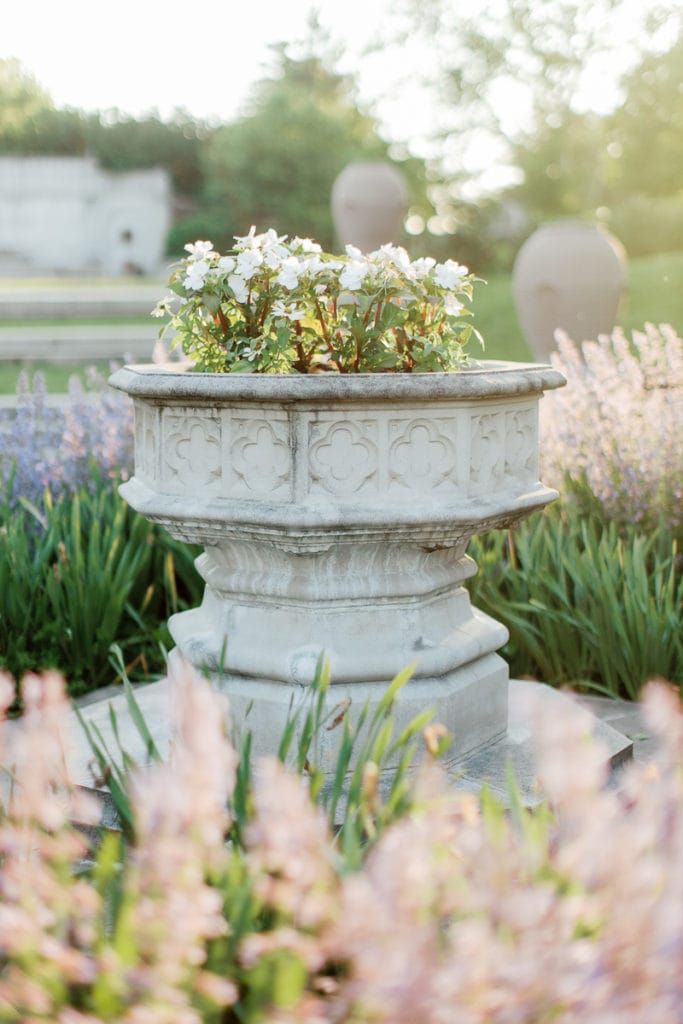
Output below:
[541,324,683,534]
[1,366,133,507]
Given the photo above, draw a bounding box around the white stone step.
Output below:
[0,323,160,361]
[0,284,164,319]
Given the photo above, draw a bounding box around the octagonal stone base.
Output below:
[167,646,509,771]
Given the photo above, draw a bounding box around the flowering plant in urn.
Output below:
[153,228,483,373]
[113,224,566,785]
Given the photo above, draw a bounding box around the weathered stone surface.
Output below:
[110,361,566,768]
[451,680,633,805]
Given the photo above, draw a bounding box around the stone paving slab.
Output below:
[577,694,666,768]
[67,679,667,804]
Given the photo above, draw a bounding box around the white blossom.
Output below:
[434,259,469,290]
[276,256,303,290]
[184,260,210,291]
[340,260,371,291]
[236,249,264,281]
[184,240,215,260]
[444,294,465,316]
[233,225,257,250]
[293,236,322,254]
[410,257,436,280]
[217,255,236,274]
[259,228,288,250]
[272,300,306,321]
[151,295,175,318]
[228,274,249,302]
[299,254,326,277]
[372,244,411,271]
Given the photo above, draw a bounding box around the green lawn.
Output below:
[0,361,114,394]
[0,251,680,394]
[0,316,151,328]
[620,251,683,334]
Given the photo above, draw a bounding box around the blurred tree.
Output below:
[598,32,683,255]
[0,60,207,197]
[82,111,209,196]
[201,46,417,250]
[510,111,609,220]
[0,58,54,139]
[395,0,682,225]
[608,32,683,200]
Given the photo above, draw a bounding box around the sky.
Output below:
[3,0,677,197]
[2,1,411,128]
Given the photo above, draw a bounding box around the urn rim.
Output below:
[109,359,566,403]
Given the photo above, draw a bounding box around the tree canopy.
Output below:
[201,48,411,250]
[395,0,683,217]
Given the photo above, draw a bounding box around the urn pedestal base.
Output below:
[165,535,513,766]
[166,646,509,771]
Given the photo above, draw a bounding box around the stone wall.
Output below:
[0,156,171,276]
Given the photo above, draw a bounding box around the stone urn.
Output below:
[331,161,409,252]
[512,220,626,361]
[110,361,565,773]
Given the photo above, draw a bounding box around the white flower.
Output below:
[217,255,236,274]
[184,260,210,291]
[299,254,325,277]
[293,236,322,254]
[340,260,371,291]
[236,249,264,280]
[233,226,257,250]
[235,227,287,254]
[184,240,215,260]
[434,259,468,290]
[228,274,249,302]
[259,228,288,250]
[151,294,175,317]
[410,257,436,280]
[272,300,305,321]
[345,244,363,260]
[372,243,411,271]
[444,293,465,316]
[263,246,290,270]
[276,256,302,290]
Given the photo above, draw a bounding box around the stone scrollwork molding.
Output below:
[388,416,459,493]
[162,409,222,492]
[230,415,291,498]
[307,417,379,497]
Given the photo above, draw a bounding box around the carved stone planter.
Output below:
[110,361,565,772]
